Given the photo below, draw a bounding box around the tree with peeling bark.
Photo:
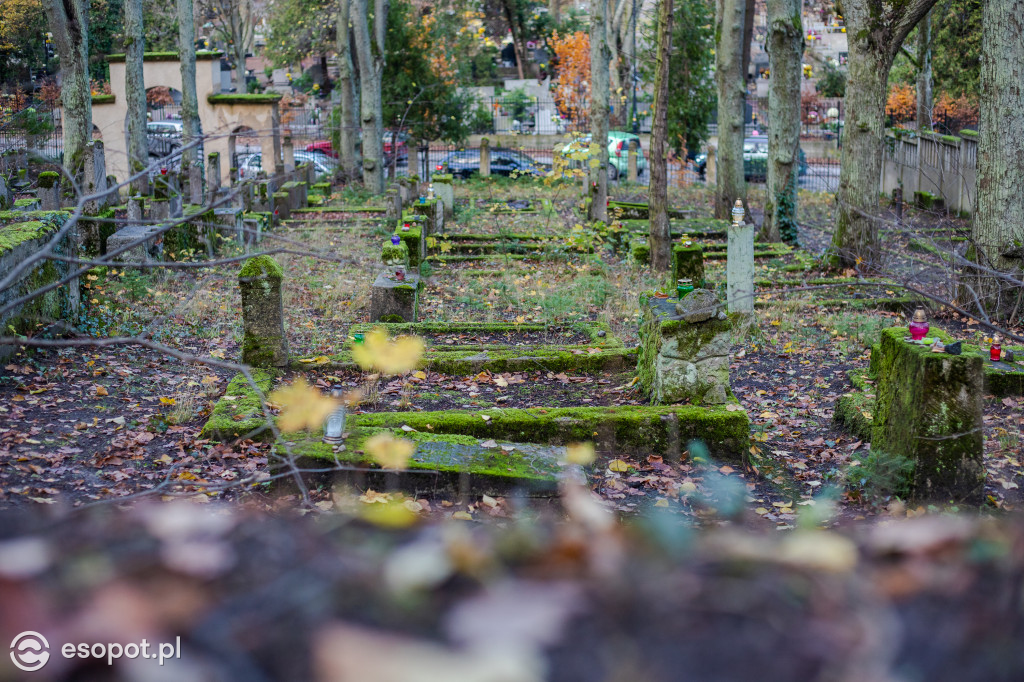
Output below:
[648,0,673,271]
[352,0,388,194]
[714,0,747,219]
[967,0,1024,321]
[123,0,148,195]
[335,0,359,182]
[588,0,610,223]
[177,0,203,203]
[760,0,802,244]
[827,0,939,268]
[43,0,91,179]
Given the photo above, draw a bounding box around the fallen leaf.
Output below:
[566,442,596,466]
[269,377,339,432]
[608,459,630,473]
[95,385,109,397]
[365,433,416,470]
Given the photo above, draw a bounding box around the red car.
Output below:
[305,131,409,163]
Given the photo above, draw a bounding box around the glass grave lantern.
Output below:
[991,333,1003,361]
[909,308,930,341]
[322,388,346,444]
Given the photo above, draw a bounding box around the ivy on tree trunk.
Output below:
[588,0,610,223]
[761,0,802,244]
[123,0,148,195]
[827,0,938,268]
[648,0,673,271]
[714,0,747,219]
[43,0,92,180]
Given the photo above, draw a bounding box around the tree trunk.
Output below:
[177,0,201,175]
[968,0,1024,320]
[589,0,610,223]
[761,0,802,243]
[648,0,673,271]
[44,0,91,180]
[336,0,359,181]
[500,0,526,80]
[916,10,933,130]
[714,0,747,219]
[352,0,387,194]
[741,0,755,83]
[826,0,938,268]
[123,0,148,195]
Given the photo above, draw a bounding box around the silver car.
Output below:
[237,150,337,179]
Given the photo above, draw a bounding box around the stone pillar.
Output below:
[283,136,295,174]
[37,172,60,210]
[479,137,491,177]
[409,142,421,181]
[673,243,705,288]
[83,141,111,212]
[385,188,400,223]
[370,271,420,322]
[726,206,754,314]
[872,327,985,503]
[239,182,254,212]
[239,255,289,368]
[433,174,454,222]
[207,152,221,203]
[705,145,717,185]
[273,191,291,220]
[189,162,204,206]
[627,140,638,183]
[127,195,145,223]
[0,175,11,210]
[637,291,732,405]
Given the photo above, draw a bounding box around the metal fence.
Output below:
[0,106,63,161]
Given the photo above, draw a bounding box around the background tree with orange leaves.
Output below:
[549,30,590,128]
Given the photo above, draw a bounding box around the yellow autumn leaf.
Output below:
[210,349,226,359]
[268,377,339,432]
[608,459,630,473]
[361,499,420,528]
[351,328,425,375]
[299,356,331,364]
[654,498,670,508]
[565,442,596,465]
[364,432,416,470]
[412,370,427,380]
[95,385,109,397]
[159,397,176,405]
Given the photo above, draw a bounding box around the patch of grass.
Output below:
[845,448,914,504]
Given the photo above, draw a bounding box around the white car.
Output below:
[237,150,337,179]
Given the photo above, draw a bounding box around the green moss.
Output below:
[107,50,222,62]
[381,239,410,265]
[872,326,985,502]
[630,238,650,264]
[431,173,454,183]
[833,369,876,441]
[349,403,749,462]
[13,198,39,209]
[239,254,283,280]
[207,93,283,105]
[672,245,705,288]
[0,221,50,255]
[200,370,277,440]
[959,129,979,139]
[91,94,115,104]
[311,182,332,195]
[393,223,422,266]
[37,171,60,189]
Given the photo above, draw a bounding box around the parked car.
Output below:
[692,140,808,181]
[556,131,647,180]
[435,148,547,179]
[306,130,409,164]
[237,149,337,179]
[147,120,183,158]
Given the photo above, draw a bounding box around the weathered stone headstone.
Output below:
[273,191,291,220]
[385,188,400,222]
[207,152,221,202]
[370,271,420,322]
[479,137,491,177]
[239,255,289,367]
[637,291,732,405]
[627,140,638,183]
[432,174,454,222]
[409,141,421,181]
[283,136,295,174]
[37,171,59,210]
[726,202,754,314]
[872,327,985,503]
[189,162,204,205]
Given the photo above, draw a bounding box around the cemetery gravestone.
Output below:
[239,255,289,367]
[726,201,754,314]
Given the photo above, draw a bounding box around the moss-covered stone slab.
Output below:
[200,370,277,440]
[370,272,419,322]
[833,369,875,442]
[672,244,705,288]
[393,223,423,266]
[352,404,750,463]
[872,326,985,503]
[870,337,1024,397]
[287,428,569,495]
